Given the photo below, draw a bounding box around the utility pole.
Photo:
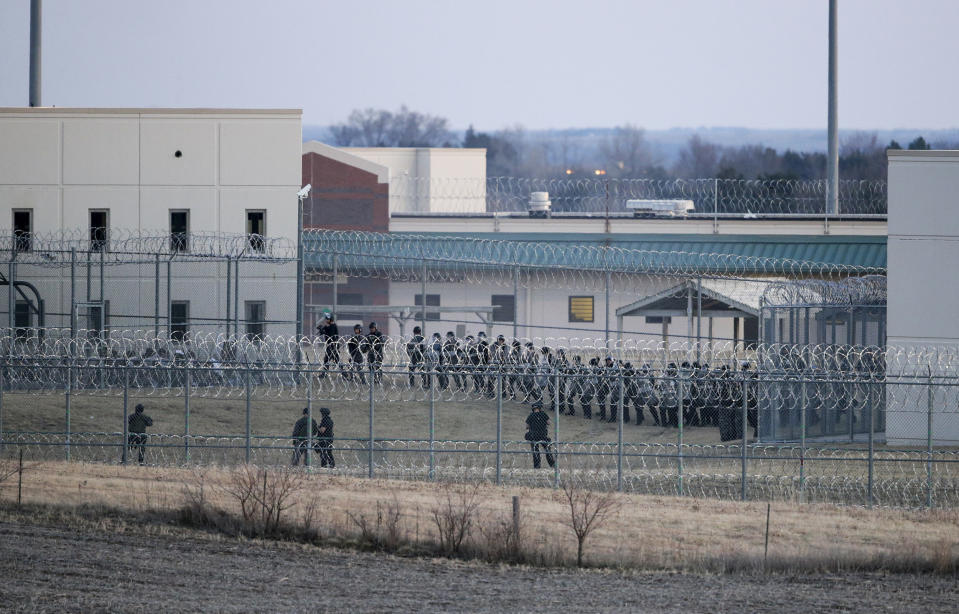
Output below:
[825,0,839,215]
[29,0,42,107]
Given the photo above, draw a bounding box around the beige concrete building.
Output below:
[886,150,959,445]
[0,107,302,336]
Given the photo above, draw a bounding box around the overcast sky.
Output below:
[1,0,956,131]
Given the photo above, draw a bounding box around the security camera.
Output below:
[297,184,312,198]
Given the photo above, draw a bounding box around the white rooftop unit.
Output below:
[626,199,695,218]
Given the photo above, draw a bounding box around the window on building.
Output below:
[86,301,110,339]
[246,210,265,253]
[14,300,31,338]
[171,300,190,341]
[491,294,515,323]
[13,209,32,253]
[414,294,440,321]
[89,209,109,252]
[337,293,364,321]
[245,301,266,340]
[170,210,189,253]
[568,296,594,323]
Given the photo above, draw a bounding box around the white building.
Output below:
[0,107,302,337]
[308,142,487,214]
[886,150,959,445]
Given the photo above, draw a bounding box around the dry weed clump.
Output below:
[347,494,405,551]
[431,482,483,556]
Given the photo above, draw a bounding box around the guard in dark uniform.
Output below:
[406,326,426,388]
[525,405,555,469]
[291,407,320,466]
[317,314,340,378]
[346,324,366,383]
[127,403,153,464]
[316,407,335,468]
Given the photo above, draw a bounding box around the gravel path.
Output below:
[0,521,956,613]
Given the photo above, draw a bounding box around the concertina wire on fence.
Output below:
[0,328,953,401]
[384,176,888,215]
[302,229,884,290]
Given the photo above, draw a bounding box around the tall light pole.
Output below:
[29,0,42,107]
[826,0,839,215]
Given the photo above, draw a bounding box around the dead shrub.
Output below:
[223,465,304,536]
[431,482,482,557]
[477,512,525,563]
[557,480,622,567]
[347,495,404,551]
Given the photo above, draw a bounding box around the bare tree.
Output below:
[598,124,656,178]
[431,482,483,556]
[673,135,721,178]
[329,106,452,147]
[557,481,622,567]
[223,465,304,535]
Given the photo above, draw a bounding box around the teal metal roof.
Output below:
[303,231,886,275]
[398,232,887,270]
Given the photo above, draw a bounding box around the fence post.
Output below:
[553,370,560,489]
[495,370,502,485]
[927,369,934,509]
[429,364,435,481]
[677,373,684,497]
[617,370,624,493]
[245,367,251,463]
[0,362,4,453]
[122,368,129,465]
[70,248,77,339]
[368,367,375,479]
[867,376,874,508]
[184,366,191,464]
[741,376,748,501]
[306,369,312,470]
[799,377,807,503]
[65,356,72,462]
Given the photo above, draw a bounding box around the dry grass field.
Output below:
[1,461,957,574]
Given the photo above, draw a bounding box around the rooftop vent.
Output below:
[626,199,695,218]
[528,192,551,218]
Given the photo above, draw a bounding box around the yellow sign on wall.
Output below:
[569,296,594,323]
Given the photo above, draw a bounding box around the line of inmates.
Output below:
[316,315,759,441]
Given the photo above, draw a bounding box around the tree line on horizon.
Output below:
[329,106,954,182]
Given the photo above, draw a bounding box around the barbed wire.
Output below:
[383,176,888,216]
[762,275,887,308]
[2,433,955,508]
[1,329,957,400]
[0,228,297,265]
[303,230,884,290]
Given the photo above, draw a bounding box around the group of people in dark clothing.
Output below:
[291,406,335,467]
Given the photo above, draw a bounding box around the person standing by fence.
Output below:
[524,404,556,469]
[364,322,384,383]
[316,407,335,468]
[127,404,153,465]
[317,314,340,378]
[291,407,320,466]
[346,324,366,384]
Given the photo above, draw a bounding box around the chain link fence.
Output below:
[0,334,954,509]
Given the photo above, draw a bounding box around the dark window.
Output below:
[171,300,190,341]
[246,210,265,252]
[245,301,265,340]
[90,210,109,252]
[86,301,110,339]
[491,294,515,323]
[14,300,31,338]
[645,316,672,324]
[414,294,440,321]
[170,210,189,252]
[568,296,594,323]
[337,293,364,321]
[13,209,32,253]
